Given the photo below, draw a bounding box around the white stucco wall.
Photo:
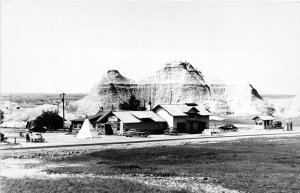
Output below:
[173,116,187,129]
[120,120,124,134]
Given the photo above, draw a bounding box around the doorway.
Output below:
[177,122,186,133]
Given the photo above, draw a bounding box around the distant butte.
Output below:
[73,61,265,115]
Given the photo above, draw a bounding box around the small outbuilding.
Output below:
[252,115,275,129]
[152,103,211,134]
[107,111,167,135]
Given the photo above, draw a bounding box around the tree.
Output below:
[119,95,146,111]
[33,110,63,132]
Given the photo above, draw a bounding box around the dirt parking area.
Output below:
[1,126,300,150]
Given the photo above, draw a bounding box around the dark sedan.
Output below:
[218,124,238,131]
[273,121,283,129]
[124,129,149,137]
[164,127,178,135]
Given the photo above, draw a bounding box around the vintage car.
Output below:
[218,124,238,131]
[164,127,178,135]
[29,133,45,142]
[273,121,283,129]
[124,129,149,137]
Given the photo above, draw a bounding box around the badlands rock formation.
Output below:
[73,61,265,115]
[271,94,300,118]
[142,61,211,104]
[74,69,138,114]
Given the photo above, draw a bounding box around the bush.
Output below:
[33,110,63,132]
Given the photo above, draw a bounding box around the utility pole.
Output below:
[9,95,12,114]
[170,91,172,104]
[60,93,66,131]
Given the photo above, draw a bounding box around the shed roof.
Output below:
[153,104,212,117]
[71,111,111,123]
[112,111,166,123]
[130,111,152,119]
[130,111,166,122]
[113,112,142,123]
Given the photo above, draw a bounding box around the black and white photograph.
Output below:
[0,0,300,192]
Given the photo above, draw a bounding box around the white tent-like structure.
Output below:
[76,118,95,139]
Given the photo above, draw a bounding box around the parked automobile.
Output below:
[164,127,178,135]
[29,133,45,142]
[273,121,283,129]
[124,129,149,137]
[218,124,238,131]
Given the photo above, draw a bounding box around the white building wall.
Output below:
[173,116,187,129]
[155,107,174,128]
[120,120,124,134]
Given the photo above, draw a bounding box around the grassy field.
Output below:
[0,177,187,193]
[1,136,300,193]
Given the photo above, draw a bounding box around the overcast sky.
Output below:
[1,1,300,95]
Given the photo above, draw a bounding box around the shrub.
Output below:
[33,110,63,132]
